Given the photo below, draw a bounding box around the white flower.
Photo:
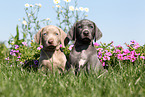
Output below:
[46,18,50,21]
[22,20,27,25]
[38,3,42,8]
[53,0,60,4]
[69,6,74,11]
[29,4,33,7]
[25,3,29,7]
[56,5,61,8]
[79,7,84,11]
[84,8,89,12]
[75,7,79,11]
[64,0,71,2]
[35,3,38,6]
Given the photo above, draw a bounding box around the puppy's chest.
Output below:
[41,52,65,66]
[77,50,89,66]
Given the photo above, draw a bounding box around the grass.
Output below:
[0,60,145,97]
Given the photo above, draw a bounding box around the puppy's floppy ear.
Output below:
[94,23,102,42]
[67,23,77,41]
[34,28,44,45]
[58,28,67,48]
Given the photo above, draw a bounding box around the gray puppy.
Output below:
[66,19,105,74]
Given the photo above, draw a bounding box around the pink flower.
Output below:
[20,62,24,65]
[97,48,103,51]
[17,55,21,59]
[37,47,41,50]
[127,55,131,60]
[115,49,121,53]
[140,56,145,60]
[60,44,62,48]
[117,54,124,60]
[133,43,140,49]
[116,45,122,48]
[123,49,130,54]
[105,52,112,56]
[40,45,43,48]
[135,52,140,57]
[123,56,127,60]
[94,42,100,46]
[102,62,105,66]
[130,40,136,45]
[130,50,135,56]
[69,45,74,50]
[5,57,9,60]
[22,42,28,46]
[37,45,43,50]
[103,56,110,61]
[131,55,136,62]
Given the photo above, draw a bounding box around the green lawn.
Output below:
[0,61,145,97]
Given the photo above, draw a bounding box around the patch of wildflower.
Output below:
[53,0,89,32]
[94,40,145,66]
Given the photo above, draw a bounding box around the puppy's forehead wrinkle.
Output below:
[43,26,59,33]
[78,21,93,26]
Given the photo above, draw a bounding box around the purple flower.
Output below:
[97,52,102,59]
[13,50,19,53]
[15,45,19,49]
[10,49,14,55]
[22,42,28,46]
[130,40,136,45]
[34,60,39,65]
[10,49,16,56]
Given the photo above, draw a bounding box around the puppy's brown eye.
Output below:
[55,33,58,35]
[90,26,93,28]
[43,33,47,35]
[78,26,82,28]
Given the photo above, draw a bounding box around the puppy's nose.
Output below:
[83,31,89,36]
[48,39,54,44]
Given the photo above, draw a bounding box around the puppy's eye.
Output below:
[43,33,47,35]
[55,33,58,35]
[90,26,94,28]
[78,26,82,28]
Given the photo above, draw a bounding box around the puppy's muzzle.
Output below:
[82,29,90,36]
[48,39,54,44]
